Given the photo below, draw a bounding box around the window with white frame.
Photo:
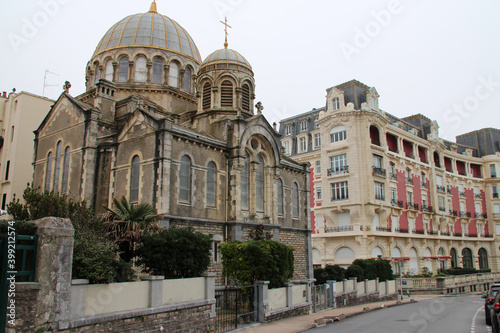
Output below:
[300,120,308,132]
[424,219,429,232]
[316,187,322,200]
[315,117,320,129]
[277,178,284,216]
[330,154,347,173]
[459,184,464,192]
[478,223,484,236]
[315,161,321,175]
[448,199,452,212]
[331,181,348,201]
[391,187,397,203]
[475,203,481,216]
[330,126,347,143]
[474,186,479,195]
[314,133,321,148]
[283,141,291,155]
[460,202,465,215]
[407,191,413,205]
[491,164,497,177]
[285,125,292,136]
[374,182,384,200]
[332,97,340,110]
[299,137,307,152]
[422,193,427,208]
[494,204,500,215]
[438,196,445,211]
[373,154,383,168]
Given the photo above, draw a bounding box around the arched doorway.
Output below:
[409,247,418,275]
[462,248,473,269]
[450,248,458,268]
[478,248,489,270]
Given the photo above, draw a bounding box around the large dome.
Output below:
[199,48,253,76]
[93,3,201,64]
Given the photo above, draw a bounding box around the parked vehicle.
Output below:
[485,284,500,325]
[489,291,500,333]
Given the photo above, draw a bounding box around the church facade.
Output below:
[32,2,313,285]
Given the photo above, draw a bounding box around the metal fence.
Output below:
[312,284,335,313]
[215,286,255,333]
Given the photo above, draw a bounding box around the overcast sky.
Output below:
[1,0,499,141]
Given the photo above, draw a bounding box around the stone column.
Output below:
[34,217,74,327]
[202,273,216,318]
[255,281,269,322]
[69,279,89,320]
[141,276,164,307]
[286,282,293,308]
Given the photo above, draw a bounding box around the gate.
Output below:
[215,286,255,333]
[0,233,38,332]
[312,284,334,313]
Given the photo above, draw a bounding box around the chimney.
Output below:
[2,92,6,98]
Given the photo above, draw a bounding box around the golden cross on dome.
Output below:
[220,17,232,49]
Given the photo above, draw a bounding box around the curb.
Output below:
[308,299,415,330]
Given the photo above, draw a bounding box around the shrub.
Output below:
[135,227,212,278]
[7,184,133,283]
[345,264,365,281]
[351,259,393,281]
[439,267,478,276]
[314,265,346,284]
[221,240,294,288]
[0,220,37,235]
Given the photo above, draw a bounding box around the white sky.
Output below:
[1,0,499,141]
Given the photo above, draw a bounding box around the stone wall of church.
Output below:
[280,228,309,280]
[169,138,227,220]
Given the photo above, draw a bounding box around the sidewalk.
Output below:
[237,298,415,333]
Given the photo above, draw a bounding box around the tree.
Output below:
[135,227,212,278]
[102,197,160,262]
[221,240,294,288]
[8,184,134,284]
[345,264,365,281]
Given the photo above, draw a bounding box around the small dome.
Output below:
[199,48,253,76]
[93,3,201,64]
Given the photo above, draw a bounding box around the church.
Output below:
[32,2,313,284]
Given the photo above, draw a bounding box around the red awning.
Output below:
[423,256,439,260]
[392,257,410,261]
[438,256,451,260]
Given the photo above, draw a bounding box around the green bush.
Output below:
[314,265,346,284]
[350,259,393,281]
[345,264,365,281]
[439,267,478,276]
[221,240,294,288]
[135,227,212,278]
[0,220,37,235]
[7,184,133,284]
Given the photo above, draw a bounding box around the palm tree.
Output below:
[102,197,160,263]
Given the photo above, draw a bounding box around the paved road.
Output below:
[304,294,492,333]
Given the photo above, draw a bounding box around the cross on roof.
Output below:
[220,17,232,49]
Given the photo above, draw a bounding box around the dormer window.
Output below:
[300,120,308,132]
[332,97,340,110]
[285,125,292,136]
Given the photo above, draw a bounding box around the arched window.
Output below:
[135,56,147,82]
[45,152,53,191]
[202,82,211,110]
[94,65,101,84]
[130,155,140,203]
[118,56,129,82]
[179,155,191,203]
[53,141,62,192]
[105,60,113,81]
[221,80,233,107]
[479,248,489,270]
[152,58,163,84]
[292,182,299,218]
[61,146,70,195]
[462,248,473,268]
[330,126,347,143]
[183,67,192,92]
[256,155,264,212]
[206,162,217,207]
[450,248,458,268]
[277,178,284,216]
[169,62,179,87]
[241,152,250,210]
[242,83,251,112]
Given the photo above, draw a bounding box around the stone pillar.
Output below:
[255,281,269,323]
[34,217,74,328]
[306,279,315,304]
[286,282,293,308]
[385,280,390,295]
[141,276,164,307]
[343,279,348,293]
[376,278,380,293]
[364,279,369,294]
[69,279,89,320]
[202,272,216,318]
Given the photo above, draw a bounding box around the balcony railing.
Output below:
[421,182,428,189]
[475,193,482,199]
[398,200,404,208]
[395,228,409,233]
[413,203,420,211]
[466,212,472,218]
[447,187,452,194]
[428,231,439,236]
[437,185,445,193]
[453,232,462,237]
[468,233,478,238]
[375,226,391,232]
[373,167,387,177]
[413,230,425,235]
[390,173,398,181]
[459,171,467,176]
[494,193,499,199]
[327,166,349,176]
[375,194,385,201]
[406,177,413,185]
[483,213,488,219]
[388,147,398,153]
[460,211,467,218]
[427,206,434,213]
[439,206,446,212]
[450,210,458,217]
[422,205,428,211]
[441,231,451,236]
[325,225,353,233]
[460,191,466,197]
[406,202,413,209]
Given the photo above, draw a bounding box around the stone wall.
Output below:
[264,305,310,323]
[60,304,214,333]
[7,283,40,332]
[280,229,308,280]
[334,291,397,309]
